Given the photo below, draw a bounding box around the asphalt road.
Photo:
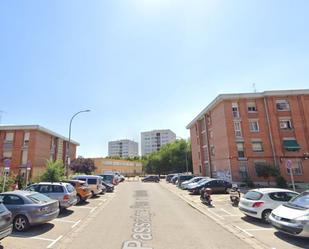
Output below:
[55,181,249,249]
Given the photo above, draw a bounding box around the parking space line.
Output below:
[47,235,63,248]
[245,228,274,231]
[54,218,76,223]
[220,208,232,215]
[207,209,225,220]
[12,234,54,242]
[233,225,254,238]
[71,219,81,228]
[90,207,97,213]
[75,206,94,209]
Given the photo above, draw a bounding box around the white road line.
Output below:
[221,214,243,217]
[75,206,94,209]
[71,219,81,228]
[207,209,225,220]
[12,235,54,242]
[245,228,274,231]
[220,208,233,215]
[233,225,254,238]
[47,235,63,248]
[54,219,76,223]
[90,207,97,213]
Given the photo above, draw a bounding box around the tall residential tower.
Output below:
[108,139,138,158]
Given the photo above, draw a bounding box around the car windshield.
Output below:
[28,193,51,204]
[285,192,309,209]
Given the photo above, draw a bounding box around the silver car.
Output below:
[25,182,77,209]
[270,190,309,237]
[0,191,59,232]
[0,203,13,239]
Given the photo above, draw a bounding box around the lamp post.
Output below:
[177,136,189,174]
[66,109,91,178]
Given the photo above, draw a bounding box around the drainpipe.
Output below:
[263,97,277,166]
[204,115,212,177]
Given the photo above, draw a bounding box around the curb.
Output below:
[160,182,270,249]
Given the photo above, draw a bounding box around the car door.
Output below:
[1,194,24,218]
[52,185,65,203]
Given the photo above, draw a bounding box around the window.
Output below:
[236,142,245,158]
[66,184,75,193]
[287,160,303,176]
[234,121,242,137]
[1,195,24,205]
[198,151,201,160]
[249,120,259,132]
[244,191,263,200]
[276,99,290,111]
[39,185,53,193]
[247,102,257,112]
[269,192,298,202]
[199,165,202,173]
[3,151,12,159]
[23,132,30,146]
[283,139,300,151]
[21,150,28,165]
[28,193,51,204]
[53,185,64,193]
[210,145,215,156]
[239,161,248,180]
[279,119,293,129]
[88,179,97,185]
[5,132,14,142]
[200,118,206,132]
[232,103,240,118]
[252,141,263,152]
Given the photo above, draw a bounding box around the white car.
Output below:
[238,188,298,223]
[270,190,309,237]
[180,177,206,190]
[186,178,209,191]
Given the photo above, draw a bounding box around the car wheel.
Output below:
[14,215,29,232]
[76,194,81,204]
[262,209,272,224]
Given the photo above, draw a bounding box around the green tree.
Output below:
[255,163,279,186]
[143,140,192,175]
[41,160,65,182]
[70,157,96,175]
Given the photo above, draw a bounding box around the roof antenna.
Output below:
[252,83,257,93]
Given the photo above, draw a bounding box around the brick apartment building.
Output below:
[0,125,79,180]
[186,89,309,184]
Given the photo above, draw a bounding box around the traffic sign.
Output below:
[3,159,11,168]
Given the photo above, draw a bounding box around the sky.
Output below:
[0,0,309,157]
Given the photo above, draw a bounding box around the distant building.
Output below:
[141,129,176,156]
[186,89,309,184]
[108,139,138,158]
[92,158,142,176]
[0,125,79,180]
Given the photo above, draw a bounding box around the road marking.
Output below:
[71,219,81,228]
[54,219,76,223]
[245,228,274,231]
[90,207,97,213]
[207,208,225,220]
[47,235,63,248]
[220,208,233,215]
[75,206,94,209]
[12,234,54,242]
[233,225,254,237]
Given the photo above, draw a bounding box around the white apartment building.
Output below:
[108,139,138,158]
[141,129,176,156]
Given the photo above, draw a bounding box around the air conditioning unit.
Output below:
[280,122,288,129]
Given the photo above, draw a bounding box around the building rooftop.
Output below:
[186,89,309,129]
[0,124,79,145]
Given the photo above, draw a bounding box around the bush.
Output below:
[41,160,65,182]
[0,175,16,192]
[276,176,288,188]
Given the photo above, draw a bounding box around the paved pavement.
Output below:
[2,181,307,249]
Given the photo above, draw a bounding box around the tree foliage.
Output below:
[70,157,96,175]
[143,140,192,175]
[255,163,279,186]
[41,160,65,182]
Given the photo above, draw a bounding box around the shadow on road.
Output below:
[241,216,272,228]
[10,223,55,238]
[274,231,309,248]
[76,200,90,206]
[58,209,74,218]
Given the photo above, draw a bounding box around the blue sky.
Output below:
[1,0,309,157]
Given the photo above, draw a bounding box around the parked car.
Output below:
[0,191,59,231]
[177,175,195,188]
[187,179,231,194]
[142,175,160,182]
[166,174,177,183]
[65,180,92,204]
[186,178,209,191]
[180,177,207,190]
[238,188,299,223]
[270,190,309,237]
[101,180,115,192]
[25,182,77,209]
[171,175,179,184]
[0,203,13,239]
[72,175,104,197]
[98,174,117,185]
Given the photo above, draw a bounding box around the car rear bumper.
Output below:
[270,215,309,237]
[0,224,13,240]
[60,198,78,208]
[81,193,92,200]
[30,209,60,225]
[238,205,259,218]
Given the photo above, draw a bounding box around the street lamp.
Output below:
[176,136,189,174]
[66,109,91,178]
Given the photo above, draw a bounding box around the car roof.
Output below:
[37,182,68,185]
[66,180,85,183]
[249,188,297,194]
[1,190,35,196]
[73,175,100,179]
